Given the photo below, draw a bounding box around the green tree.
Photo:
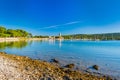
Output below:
[0,26,6,33]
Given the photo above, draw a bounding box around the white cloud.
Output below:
[63,21,81,25]
[39,25,59,29]
[39,21,81,29]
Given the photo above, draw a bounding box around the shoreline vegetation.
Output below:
[0,52,113,80]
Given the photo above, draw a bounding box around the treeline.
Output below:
[33,33,120,40]
[0,26,32,37]
[33,35,49,38]
[62,33,120,40]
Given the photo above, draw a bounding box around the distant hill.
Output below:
[62,33,120,40]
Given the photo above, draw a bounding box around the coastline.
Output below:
[0,37,118,43]
[0,38,19,42]
[0,52,113,80]
[0,38,49,43]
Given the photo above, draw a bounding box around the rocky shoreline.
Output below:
[0,38,48,43]
[0,38,19,42]
[0,52,114,80]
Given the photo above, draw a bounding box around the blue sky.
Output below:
[0,0,120,35]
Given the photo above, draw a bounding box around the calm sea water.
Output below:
[0,40,120,78]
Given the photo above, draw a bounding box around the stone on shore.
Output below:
[92,65,99,70]
[65,63,75,69]
[51,58,59,63]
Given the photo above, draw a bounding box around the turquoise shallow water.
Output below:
[0,40,120,78]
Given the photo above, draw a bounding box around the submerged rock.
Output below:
[65,64,75,69]
[92,65,99,70]
[51,58,59,63]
